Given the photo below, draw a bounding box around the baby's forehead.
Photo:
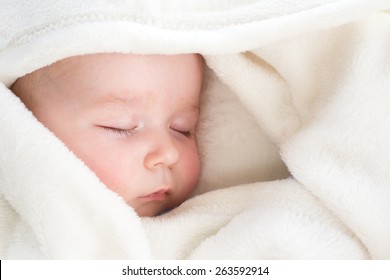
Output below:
[17,57,72,89]
[43,57,82,84]
[24,53,202,104]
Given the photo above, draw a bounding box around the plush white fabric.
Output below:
[1,0,390,259]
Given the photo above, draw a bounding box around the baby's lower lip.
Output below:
[140,190,168,201]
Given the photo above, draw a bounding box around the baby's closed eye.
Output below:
[170,127,192,138]
[99,125,139,137]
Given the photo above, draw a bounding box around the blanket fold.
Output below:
[144,179,368,259]
[1,0,390,259]
[281,14,390,258]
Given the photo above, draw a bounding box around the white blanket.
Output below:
[1,0,390,259]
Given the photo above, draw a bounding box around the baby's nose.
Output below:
[144,133,179,169]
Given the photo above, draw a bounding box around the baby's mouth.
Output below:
[139,188,171,201]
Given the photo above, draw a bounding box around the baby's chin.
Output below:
[133,202,174,217]
[129,194,187,217]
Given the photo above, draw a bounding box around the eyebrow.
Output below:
[93,92,200,116]
[93,94,140,108]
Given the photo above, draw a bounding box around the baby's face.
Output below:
[16,53,203,217]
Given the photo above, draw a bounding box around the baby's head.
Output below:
[12,53,203,217]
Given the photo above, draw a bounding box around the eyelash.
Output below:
[101,126,137,137]
[174,129,191,138]
[101,126,192,138]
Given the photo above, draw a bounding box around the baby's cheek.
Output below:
[82,151,126,195]
[182,147,201,189]
[89,159,115,188]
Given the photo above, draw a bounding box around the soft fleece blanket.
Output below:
[1,0,390,259]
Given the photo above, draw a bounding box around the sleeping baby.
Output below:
[11,53,203,217]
